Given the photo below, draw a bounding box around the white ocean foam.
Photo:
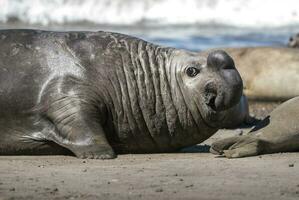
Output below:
[1,0,299,27]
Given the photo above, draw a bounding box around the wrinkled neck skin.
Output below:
[74,32,218,151]
[170,50,222,129]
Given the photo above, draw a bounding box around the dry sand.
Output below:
[1,101,299,200]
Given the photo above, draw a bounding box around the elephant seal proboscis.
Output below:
[210,96,299,158]
[0,29,245,159]
[204,47,299,101]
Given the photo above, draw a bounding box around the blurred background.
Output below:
[1,0,299,51]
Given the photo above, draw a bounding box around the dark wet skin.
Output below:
[0,29,243,159]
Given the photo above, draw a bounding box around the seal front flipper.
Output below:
[38,76,116,159]
[211,96,299,158]
[210,135,266,158]
[43,96,116,159]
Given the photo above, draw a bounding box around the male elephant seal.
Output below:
[211,96,299,158]
[0,29,244,159]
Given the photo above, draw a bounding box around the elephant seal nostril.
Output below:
[204,81,218,111]
[206,94,217,111]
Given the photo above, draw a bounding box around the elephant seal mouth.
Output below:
[206,109,224,125]
[201,82,241,127]
[205,93,217,111]
[199,100,225,128]
[201,91,234,128]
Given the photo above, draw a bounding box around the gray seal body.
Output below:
[0,29,243,159]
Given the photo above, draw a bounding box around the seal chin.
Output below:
[200,101,226,128]
[205,112,226,128]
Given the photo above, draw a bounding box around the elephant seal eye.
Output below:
[186,67,199,77]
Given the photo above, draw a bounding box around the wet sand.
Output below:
[1,101,299,200]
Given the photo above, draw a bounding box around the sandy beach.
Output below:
[1,101,298,200]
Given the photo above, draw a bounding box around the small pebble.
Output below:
[185,184,194,188]
[50,188,59,194]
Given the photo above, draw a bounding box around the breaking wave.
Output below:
[1,0,299,27]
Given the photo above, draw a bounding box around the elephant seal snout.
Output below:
[176,49,244,128]
[206,50,243,111]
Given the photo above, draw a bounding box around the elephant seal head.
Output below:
[288,33,299,48]
[171,50,243,128]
